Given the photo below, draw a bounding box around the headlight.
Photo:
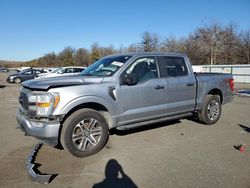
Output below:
[27,93,60,117]
[9,76,15,80]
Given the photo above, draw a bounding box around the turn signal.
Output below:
[36,102,50,108]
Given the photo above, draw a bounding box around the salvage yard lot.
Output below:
[0,72,249,188]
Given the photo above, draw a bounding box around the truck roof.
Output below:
[106,52,187,58]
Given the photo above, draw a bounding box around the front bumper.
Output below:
[6,76,13,83]
[16,109,61,146]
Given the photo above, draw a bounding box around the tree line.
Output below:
[22,23,250,67]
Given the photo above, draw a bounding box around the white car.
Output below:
[36,66,86,79]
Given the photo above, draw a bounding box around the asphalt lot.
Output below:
[0,72,249,188]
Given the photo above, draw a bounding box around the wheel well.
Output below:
[208,89,223,103]
[62,102,112,128]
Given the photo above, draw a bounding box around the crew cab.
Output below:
[16,53,234,157]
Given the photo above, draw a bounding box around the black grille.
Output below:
[19,92,29,110]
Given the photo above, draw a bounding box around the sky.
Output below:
[0,0,250,61]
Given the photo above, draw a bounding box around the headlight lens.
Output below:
[27,93,60,117]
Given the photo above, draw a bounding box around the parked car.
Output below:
[0,67,9,72]
[7,68,47,83]
[35,66,86,79]
[16,67,31,73]
[17,52,234,158]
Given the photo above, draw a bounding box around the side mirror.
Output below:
[122,73,138,85]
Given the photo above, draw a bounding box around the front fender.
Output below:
[58,95,116,116]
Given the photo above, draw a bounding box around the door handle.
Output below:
[186,82,194,87]
[154,85,165,90]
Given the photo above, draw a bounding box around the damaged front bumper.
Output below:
[26,142,56,184]
[16,109,61,146]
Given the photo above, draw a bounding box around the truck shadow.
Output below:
[110,119,181,136]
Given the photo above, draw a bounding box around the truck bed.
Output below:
[195,72,232,76]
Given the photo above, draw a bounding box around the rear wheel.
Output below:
[14,77,22,84]
[61,109,109,157]
[198,95,221,125]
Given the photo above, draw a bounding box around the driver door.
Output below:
[116,56,166,125]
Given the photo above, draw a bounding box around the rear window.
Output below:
[157,56,188,77]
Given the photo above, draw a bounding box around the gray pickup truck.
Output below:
[17,52,234,157]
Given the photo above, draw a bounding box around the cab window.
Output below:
[125,57,158,83]
[157,56,188,77]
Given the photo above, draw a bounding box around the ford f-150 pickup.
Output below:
[16,52,234,157]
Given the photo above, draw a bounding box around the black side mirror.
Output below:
[122,73,138,85]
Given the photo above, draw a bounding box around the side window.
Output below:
[58,69,65,74]
[125,57,158,83]
[74,68,84,72]
[157,56,188,77]
[59,68,73,74]
[24,70,32,75]
[66,68,74,73]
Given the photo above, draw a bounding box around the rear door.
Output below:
[116,56,166,125]
[157,56,196,115]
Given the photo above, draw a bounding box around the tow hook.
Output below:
[26,142,57,184]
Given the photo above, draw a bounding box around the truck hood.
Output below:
[22,76,104,91]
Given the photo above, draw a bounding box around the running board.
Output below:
[116,112,192,130]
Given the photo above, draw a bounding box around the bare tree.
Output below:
[41,52,57,66]
[238,29,250,64]
[74,48,90,66]
[58,47,76,66]
[90,43,116,63]
[22,23,250,67]
[161,35,178,52]
[140,31,160,52]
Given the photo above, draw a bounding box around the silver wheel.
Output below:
[14,78,21,84]
[207,100,220,121]
[72,118,103,151]
[198,95,221,125]
[61,109,109,157]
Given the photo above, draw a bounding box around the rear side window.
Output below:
[74,68,84,72]
[157,56,188,77]
[65,68,74,73]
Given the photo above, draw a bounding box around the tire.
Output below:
[61,108,109,157]
[14,77,22,84]
[198,94,222,125]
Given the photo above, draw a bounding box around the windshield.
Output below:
[51,68,62,73]
[80,55,132,76]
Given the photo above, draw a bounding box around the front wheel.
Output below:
[14,77,22,84]
[198,95,222,125]
[61,109,109,157]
